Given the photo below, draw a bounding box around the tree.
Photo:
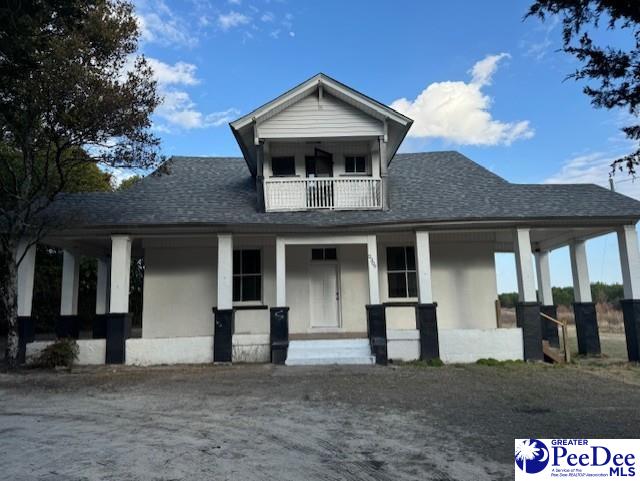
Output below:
[0,0,161,368]
[526,1,640,174]
[117,174,142,191]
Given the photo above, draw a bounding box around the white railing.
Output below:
[264,177,382,211]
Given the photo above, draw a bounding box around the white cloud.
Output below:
[134,2,198,48]
[469,53,510,86]
[390,53,534,146]
[218,11,251,30]
[545,151,640,199]
[261,12,275,22]
[156,91,239,130]
[147,58,199,86]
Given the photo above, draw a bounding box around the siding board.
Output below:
[258,93,383,139]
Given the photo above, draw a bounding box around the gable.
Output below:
[257,92,384,139]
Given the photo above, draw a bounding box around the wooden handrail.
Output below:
[540,312,571,363]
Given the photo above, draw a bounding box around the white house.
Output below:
[16,73,640,366]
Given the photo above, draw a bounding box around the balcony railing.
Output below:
[264,177,382,212]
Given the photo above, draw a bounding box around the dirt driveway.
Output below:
[1,361,639,481]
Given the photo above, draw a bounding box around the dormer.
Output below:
[230,74,413,212]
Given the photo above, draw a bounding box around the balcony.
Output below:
[264,177,382,212]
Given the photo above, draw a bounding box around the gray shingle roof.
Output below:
[49,151,640,229]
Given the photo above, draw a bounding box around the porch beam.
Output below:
[513,228,536,303]
[415,231,433,304]
[60,249,80,316]
[534,250,553,306]
[109,235,131,313]
[366,235,380,305]
[569,240,591,302]
[282,234,370,246]
[16,240,36,317]
[275,236,286,307]
[217,234,233,311]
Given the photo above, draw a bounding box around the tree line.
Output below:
[499,282,625,308]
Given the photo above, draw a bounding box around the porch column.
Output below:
[366,235,386,364]
[93,257,110,339]
[270,236,289,364]
[214,234,234,362]
[107,235,132,364]
[534,250,560,348]
[58,249,80,339]
[513,228,543,361]
[617,224,640,361]
[570,239,600,355]
[16,240,36,363]
[415,231,439,361]
[379,138,389,210]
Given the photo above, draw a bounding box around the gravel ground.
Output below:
[1,360,640,481]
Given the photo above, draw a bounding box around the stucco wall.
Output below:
[126,336,214,366]
[439,328,524,363]
[142,241,217,338]
[140,235,499,338]
[378,238,499,331]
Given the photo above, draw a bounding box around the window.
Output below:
[386,246,417,298]
[233,249,262,302]
[272,156,296,176]
[311,247,337,261]
[345,155,367,174]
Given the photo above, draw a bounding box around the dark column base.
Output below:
[17,316,35,364]
[270,307,289,365]
[92,314,109,339]
[620,299,640,362]
[516,302,543,361]
[56,315,80,339]
[366,304,387,365]
[416,303,439,361]
[105,313,131,364]
[573,302,601,356]
[540,305,560,348]
[213,308,234,363]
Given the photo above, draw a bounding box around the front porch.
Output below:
[13,222,640,367]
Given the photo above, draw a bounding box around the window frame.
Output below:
[271,156,297,177]
[311,247,338,262]
[343,154,369,175]
[386,246,418,299]
[232,248,263,304]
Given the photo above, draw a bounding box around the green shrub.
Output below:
[403,357,444,368]
[36,338,79,368]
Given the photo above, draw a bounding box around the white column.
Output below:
[618,224,640,299]
[217,234,233,310]
[95,257,110,315]
[514,228,537,302]
[415,231,433,304]
[570,240,592,303]
[16,240,36,317]
[109,235,131,313]
[60,249,80,316]
[366,235,380,305]
[275,237,286,307]
[534,250,553,305]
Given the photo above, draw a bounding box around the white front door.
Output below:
[309,263,340,328]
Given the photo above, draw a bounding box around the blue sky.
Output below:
[128,0,639,293]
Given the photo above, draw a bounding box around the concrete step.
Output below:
[285,339,374,366]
